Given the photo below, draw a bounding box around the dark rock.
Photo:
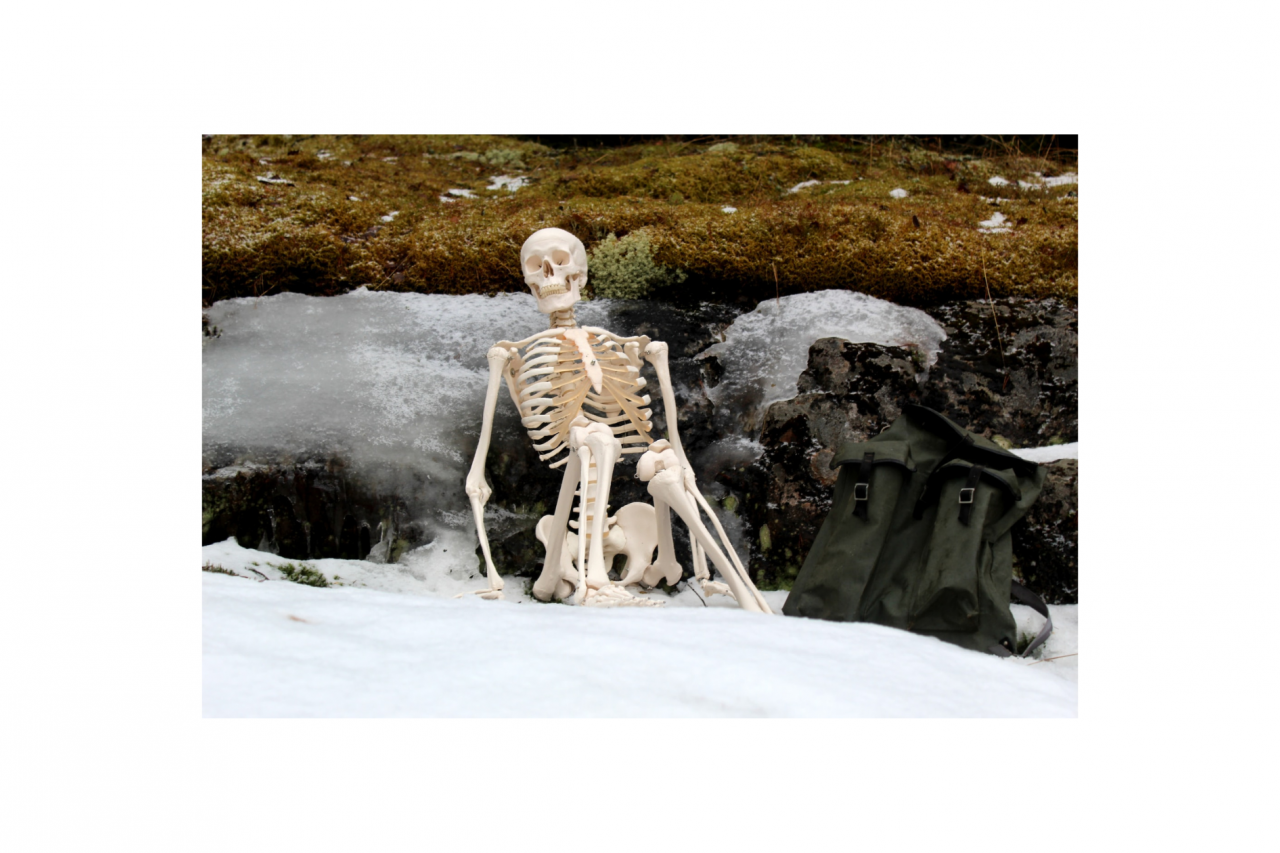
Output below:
[921,298,1077,447]
[730,296,1078,603]
[202,459,420,563]
[1012,459,1078,604]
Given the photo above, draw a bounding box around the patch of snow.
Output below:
[487,175,528,192]
[1019,172,1079,190]
[889,188,908,199]
[380,211,399,222]
[347,195,360,202]
[316,150,333,161]
[446,188,476,199]
[254,173,293,186]
[1011,442,1078,463]
[202,553,1078,717]
[830,180,852,185]
[693,435,766,473]
[979,211,1011,233]
[988,176,1010,186]
[698,291,946,434]
[722,206,737,214]
[382,156,398,163]
[786,179,822,194]
[439,195,455,203]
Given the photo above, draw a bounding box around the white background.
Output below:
[3,1,1275,850]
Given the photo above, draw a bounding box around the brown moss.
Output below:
[202,135,1078,306]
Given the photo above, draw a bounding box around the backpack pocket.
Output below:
[909,460,1020,634]
[784,440,915,620]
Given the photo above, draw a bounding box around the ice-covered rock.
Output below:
[698,291,946,435]
[203,290,620,550]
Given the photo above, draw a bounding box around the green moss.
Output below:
[759,524,772,552]
[269,561,330,587]
[202,135,1078,306]
[721,495,738,513]
[202,562,238,577]
[587,230,687,299]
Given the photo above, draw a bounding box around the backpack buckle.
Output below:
[854,483,869,501]
[958,487,975,505]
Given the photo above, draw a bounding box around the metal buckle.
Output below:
[854,483,869,501]
[958,487,975,505]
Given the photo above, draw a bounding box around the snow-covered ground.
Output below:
[203,530,1078,717]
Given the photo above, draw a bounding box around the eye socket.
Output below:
[524,255,543,273]
[550,249,571,266]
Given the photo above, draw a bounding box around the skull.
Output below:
[520,227,588,314]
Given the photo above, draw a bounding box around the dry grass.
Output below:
[202,135,1077,306]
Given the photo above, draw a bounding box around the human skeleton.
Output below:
[463,228,772,612]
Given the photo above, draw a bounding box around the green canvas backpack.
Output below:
[782,404,1053,657]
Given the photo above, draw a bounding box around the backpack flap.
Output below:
[782,440,915,621]
[832,440,914,521]
[908,459,1021,635]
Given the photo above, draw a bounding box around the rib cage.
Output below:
[512,329,655,470]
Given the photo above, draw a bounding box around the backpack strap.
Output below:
[988,581,1054,658]
[852,452,875,519]
[958,464,984,525]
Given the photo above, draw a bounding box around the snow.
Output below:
[722,205,737,213]
[889,187,908,198]
[1020,172,1078,190]
[203,539,1077,717]
[1011,442,1078,463]
[699,291,946,433]
[380,211,399,222]
[979,211,1011,233]
[988,175,1010,186]
[446,188,475,198]
[487,174,528,191]
[786,179,822,193]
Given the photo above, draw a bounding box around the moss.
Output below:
[202,135,1078,306]
[269,561,330,588]
[202,562,238,577]
[721,495,738,514]
[759,524,772,552]
[587,230,687,299]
